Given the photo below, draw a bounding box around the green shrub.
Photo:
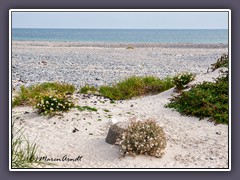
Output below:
[99,76,174,100]
[166,70,228,124]
[13,82,76,107]
[172,72,195,90]
[34,95,74,115]
[116,118,167,158]
[79,84,97,94]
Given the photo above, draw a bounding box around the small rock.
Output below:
[72,127,79,133]
[130,104,133,107]
[24,111,29,114]
[216,132,221,135]
[89,133,93,135]
[41,60,47,65]
[105,122,129,144]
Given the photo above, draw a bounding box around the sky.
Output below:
[12,11,229,29]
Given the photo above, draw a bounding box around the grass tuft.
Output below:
[75,105,98,112]
[126,46,134,49]
[99,76,174,100]
[12,124,52,168]
[79,85,97,94]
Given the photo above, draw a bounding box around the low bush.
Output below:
[116,118,167,158]
[166,70,228,124]
[172,72,195,90]
[13,82,76,107]
[34,95,74,115]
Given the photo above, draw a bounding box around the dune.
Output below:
[11,68,228,169]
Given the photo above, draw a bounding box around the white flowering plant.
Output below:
[116,118,166,158]
[34,95,74,115]
[172,72,195,90]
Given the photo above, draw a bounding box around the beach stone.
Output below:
[105,122,128,144]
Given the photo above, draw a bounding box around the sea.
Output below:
[12,28,228,44]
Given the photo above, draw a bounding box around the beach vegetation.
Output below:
[103,109,110,112]
[79,84,97,94]
[116,118,166,158]
[99,76,174,100]
[12,124,50,168]
[209,54,228,72]
[172,72,195,91]
[126,46,134,49]
[34,95,74,115]
[110,100,116,104]
[75,105,98,112]
[13,82,75,107]
[166,69,228,124]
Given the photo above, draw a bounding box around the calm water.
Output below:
[12,28,228,44]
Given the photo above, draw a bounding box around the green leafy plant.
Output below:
[116,118,167,158]
[172,72,195,90]
[166,70,228,124]
[34,95,74,115]
[13,82,75,107]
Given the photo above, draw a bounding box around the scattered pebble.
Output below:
[72,127,79,133]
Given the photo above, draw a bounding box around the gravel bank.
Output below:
[12,41,228,89]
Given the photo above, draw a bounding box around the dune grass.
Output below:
[79,84,98,94]
[11,125,50,168]
[99,76,174,100]
[12,82,76,107]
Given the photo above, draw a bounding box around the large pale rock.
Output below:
[105,122,128,144]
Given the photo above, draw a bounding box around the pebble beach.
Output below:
[12,41,228,89]
[11,41,229,169]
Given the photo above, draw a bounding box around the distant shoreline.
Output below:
[12,40,228,49]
